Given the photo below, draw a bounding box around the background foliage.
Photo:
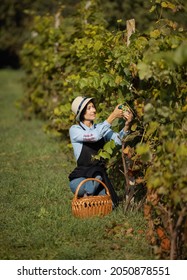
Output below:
[1,0,186,67]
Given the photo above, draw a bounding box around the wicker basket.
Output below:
[72,178,113,218]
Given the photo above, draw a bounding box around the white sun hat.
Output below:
[71,96,94,121]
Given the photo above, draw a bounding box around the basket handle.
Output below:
[74,177,110,198]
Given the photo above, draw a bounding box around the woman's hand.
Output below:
[123,109,133,132]
[117,104,133,131]
[106,105,124,124]
[123,109,133,124]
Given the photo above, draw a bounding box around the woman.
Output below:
[68,96,133,207]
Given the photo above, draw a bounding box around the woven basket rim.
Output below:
[72,194,111,202]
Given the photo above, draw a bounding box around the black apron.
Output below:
[69,124,119,207]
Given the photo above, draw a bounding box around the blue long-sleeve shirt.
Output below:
[69,120,129,160]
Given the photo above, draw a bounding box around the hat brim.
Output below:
[76,97,94,121]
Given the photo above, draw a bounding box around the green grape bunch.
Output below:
[118,104,129,112]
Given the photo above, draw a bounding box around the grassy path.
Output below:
[0,69,153,260]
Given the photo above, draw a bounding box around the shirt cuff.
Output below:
[124,130,131,135]
[120,129,131,138]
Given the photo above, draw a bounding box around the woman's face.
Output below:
[83,101,96,121]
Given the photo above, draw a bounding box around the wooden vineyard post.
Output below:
[126,19,135,46]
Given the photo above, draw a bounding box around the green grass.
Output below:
[0,69,154,260]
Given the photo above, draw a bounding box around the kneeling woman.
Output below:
[68,96,133,207]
